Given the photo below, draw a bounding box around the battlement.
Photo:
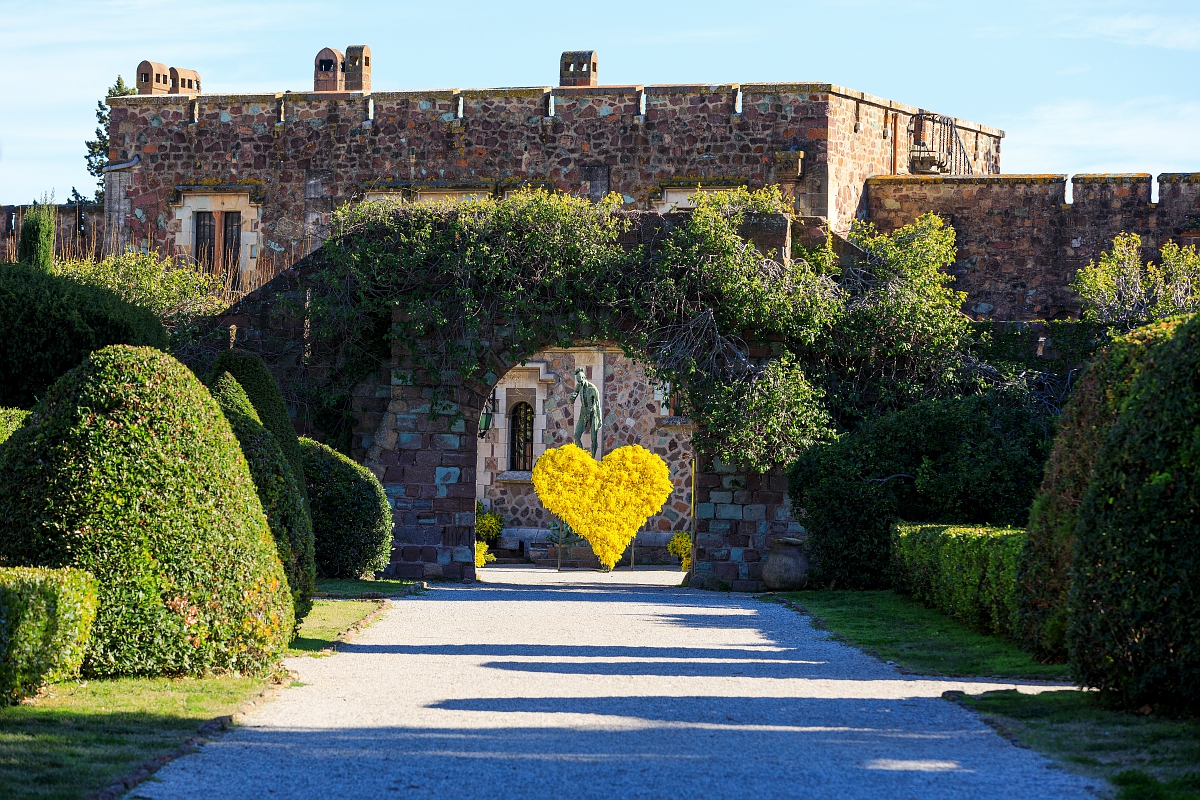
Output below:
[866,173,1200,320]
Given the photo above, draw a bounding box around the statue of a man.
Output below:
[569,366,603,458]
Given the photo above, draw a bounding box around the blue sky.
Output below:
[1,0,1197,202]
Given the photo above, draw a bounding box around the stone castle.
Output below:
[17,46,1196,583]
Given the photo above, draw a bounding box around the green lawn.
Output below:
[776,589,1070,680]
[961,690,1200,800]
[0,598,385,799]
[0,675,269,800]
[314,576,417,598]
[287,599,384,655]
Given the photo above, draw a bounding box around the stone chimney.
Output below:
[559,51,598,87]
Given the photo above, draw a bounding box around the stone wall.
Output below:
[102,82,1001,261]
[865,173,1200,321]
[1,203,108,262]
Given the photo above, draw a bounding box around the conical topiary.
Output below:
[0,346,293,677]
[209,371,315,624]
[210,348,305,501]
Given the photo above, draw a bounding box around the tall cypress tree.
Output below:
[84,76,137,203]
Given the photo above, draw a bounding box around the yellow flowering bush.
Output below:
[532,444,673,569]
[474,541,496,568]
[667,531,693,572]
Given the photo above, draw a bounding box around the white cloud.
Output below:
[1072,13,1200,50]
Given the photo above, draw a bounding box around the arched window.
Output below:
[509,402,534,471]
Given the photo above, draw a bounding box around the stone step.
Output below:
[532,559,610,570]
[491,557,528,564]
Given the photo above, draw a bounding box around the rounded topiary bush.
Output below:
[209,371,315,624]
[1069,314,1200,712]
[0,346,294,676]
[789,392,1049,589]
[0,263,166,408]
[1016,319,1183,661]
[210,349,304,499]
[300,437,392,579]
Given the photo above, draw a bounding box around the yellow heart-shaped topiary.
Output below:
[532,443,674,569]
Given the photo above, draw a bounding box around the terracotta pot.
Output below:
[761,537,809,591]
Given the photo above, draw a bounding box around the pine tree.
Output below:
[85,76,137,203]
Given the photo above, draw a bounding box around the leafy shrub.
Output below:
[211,349,304,500]
[892,524,1025,636]
[474,502,503,544]
[0,567,98,704]
[17,204,55,270]
[789,392,1049,589]
[474,541,495,568]
[667,531,692,572]
[0,408,29,444]
[209,371,315,624]
[1072,232,1200,329]
[814,213,976,429]
[0,346,294,676]
[53,252,225,349]
[1069,314,1200,711]
[0,263,166,408]
[1016,320,1184,660]
[300,437,392,579]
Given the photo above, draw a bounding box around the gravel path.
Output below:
[135,567,1100,799]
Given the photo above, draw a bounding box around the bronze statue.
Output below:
[569,366,603,458]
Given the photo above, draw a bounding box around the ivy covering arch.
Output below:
[299,187,975,472]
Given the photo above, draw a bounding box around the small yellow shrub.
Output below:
[667,531,693,572]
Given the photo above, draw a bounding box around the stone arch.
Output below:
[206,209,806,590]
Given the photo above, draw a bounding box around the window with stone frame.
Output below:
[509,401,535,471]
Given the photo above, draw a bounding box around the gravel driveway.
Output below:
[134,566,1100,799]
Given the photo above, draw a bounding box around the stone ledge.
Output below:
[495,470,533,483]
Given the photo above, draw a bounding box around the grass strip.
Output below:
[959,690,1200,799]
[776,589,1071,681]
[0,676,268,800]
[286,599,385,656]
[313,577,417,598]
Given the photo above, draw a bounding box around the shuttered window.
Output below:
[223,211,241,275]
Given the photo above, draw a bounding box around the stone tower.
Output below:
[314,47,345,92]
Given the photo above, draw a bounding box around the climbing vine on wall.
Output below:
[302,187,841,471]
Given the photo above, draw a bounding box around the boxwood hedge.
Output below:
[0,263,166,408]
[789,392,1049,589]
[300,437,392,579]
[0,566,98,704]
[1070,314,1200,711]
[211,348,304,500]
[1016,319,1183,661]
[892,523,1025,636]
[210,371,316,624]
[0,345,293,676]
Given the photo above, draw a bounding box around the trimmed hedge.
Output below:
[0,567,98,704]
[1016,319,1183,660]
[0,345,293,676]
[209,371,316,624]
[210,348,304,500]
[1070,314,1200,711]
[0,408,29,444]
[892,523,1025,636]
[789,393,1049,589]
[300,437,392,579]
[0,263,167,408]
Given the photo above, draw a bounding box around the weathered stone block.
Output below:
[716,504,743,520]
